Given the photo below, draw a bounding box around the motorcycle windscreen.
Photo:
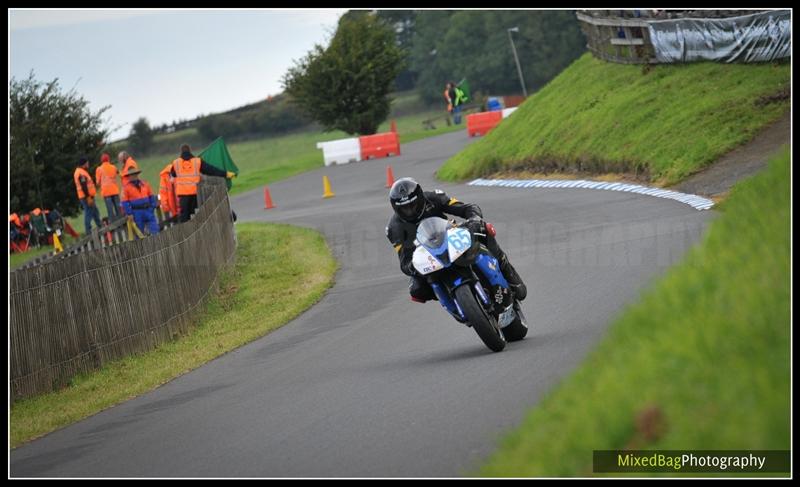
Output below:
[416,217,450,258]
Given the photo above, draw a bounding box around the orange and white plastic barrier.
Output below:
[317,130,401,166]
[502,107,518,118]
[466,111,502,137]
[359,132,400,160]
[316,138,362,167]
[466,107,519,137]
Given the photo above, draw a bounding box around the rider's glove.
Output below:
[466,217,485,235]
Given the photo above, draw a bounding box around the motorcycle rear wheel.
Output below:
[502,301,528,342]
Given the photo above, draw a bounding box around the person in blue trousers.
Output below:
[73,157,102,235]
[121,167,159,236]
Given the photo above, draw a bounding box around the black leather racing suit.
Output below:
[385,189,520,301]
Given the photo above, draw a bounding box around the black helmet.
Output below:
[390,177,426,223]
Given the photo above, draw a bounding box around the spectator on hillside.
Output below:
[444,81,467,125]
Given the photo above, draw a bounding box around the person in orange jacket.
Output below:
[9,212,25,242]
[158,163,180,220]
[118,151,140,185]
[444,82,454,114]
[121,166,159,236]
[74,157,102,235]
[9,212,31,252]
[95,153,122,219]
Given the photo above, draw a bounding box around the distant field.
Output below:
[53,99,461,245]
[121,108,461,199]
[18,103,462,269]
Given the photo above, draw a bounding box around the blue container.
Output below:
[487,97,502,112]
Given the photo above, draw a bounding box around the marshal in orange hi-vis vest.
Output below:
[95,162,121,197]
[159,163,179,215]
[172,157,202,196]
[73,167,97,199]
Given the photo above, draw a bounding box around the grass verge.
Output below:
[10,222,337,448]
[439,53,789,185]
[479,148,790,477]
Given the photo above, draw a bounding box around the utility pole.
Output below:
[507,27,528,98]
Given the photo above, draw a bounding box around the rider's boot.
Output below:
[499,254,527,301]
[485,232,527,301]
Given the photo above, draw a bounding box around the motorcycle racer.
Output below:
[386,177,527,303]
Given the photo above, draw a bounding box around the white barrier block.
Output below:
[316,138,362,166]
[501,107,518,119]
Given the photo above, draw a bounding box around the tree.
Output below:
[377,10,418,91]
[128,117,154,155]
[409,11,456,104]
[282,12,405,135]
[10,73,109,216]
[410,11,586,104]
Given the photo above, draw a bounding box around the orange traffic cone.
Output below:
[322,175,335,198]
[390,119,398,133]
[385,165,395,188]
[264,186,275,209]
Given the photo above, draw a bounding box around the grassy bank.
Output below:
[479,148,790,477]
[11,222,337,448]
[439,53,789,185]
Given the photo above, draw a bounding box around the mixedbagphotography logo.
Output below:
[593,450,791,473]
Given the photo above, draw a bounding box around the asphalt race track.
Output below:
[11,131,713,477]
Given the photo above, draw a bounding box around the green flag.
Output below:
[457,78,470,104]
[199,137,239,189]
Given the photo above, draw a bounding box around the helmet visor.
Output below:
[395,194,424,222]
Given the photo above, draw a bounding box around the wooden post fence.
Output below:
[10,178,237,401]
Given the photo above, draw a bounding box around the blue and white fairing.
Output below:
[410,217,519,329]
[412,218,472,275]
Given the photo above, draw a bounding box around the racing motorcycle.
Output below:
[412,217,527,352]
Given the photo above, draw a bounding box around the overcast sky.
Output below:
[9,9,346,140]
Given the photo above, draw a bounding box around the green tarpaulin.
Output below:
[199,137,239,189]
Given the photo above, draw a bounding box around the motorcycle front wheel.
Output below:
[454,285,506,352]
